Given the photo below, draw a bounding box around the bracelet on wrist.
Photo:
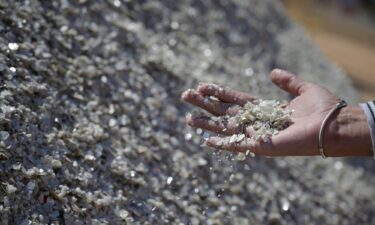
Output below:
[318,100,348,158]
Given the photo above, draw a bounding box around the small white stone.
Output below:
[51,159,62,169]
[334,161,343,170]
[184,133,192,141]
[244,67,254,77]
[101,76,108,83]
[116,209,129,219]
[166,176,173,185]
[5,183,17,194]
[60,25,69,32]
[113,0,121,7]
[84,155,96,161]
[197,157,207,166]
[281,198,290,211]
[109,118,117,127]
[203,48,212,57]
[12,162,22,170]
[8,43,19,51]
[170,21,179,30]
[9,67,16,73]
[236,152,246,161]
[0,131,9,140]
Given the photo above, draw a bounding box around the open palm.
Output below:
[181,69,342,156]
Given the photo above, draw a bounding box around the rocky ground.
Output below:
[0,0,373,224]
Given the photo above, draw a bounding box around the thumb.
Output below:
[270,69,308,96]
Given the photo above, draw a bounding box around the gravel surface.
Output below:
[0,0,373,224]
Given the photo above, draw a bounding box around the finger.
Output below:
[270,69,309,96]
[197,83,255,106]
[181,89,239,116]
[205,136,282,156]
[205,136,259,153]
[186,114,243,135]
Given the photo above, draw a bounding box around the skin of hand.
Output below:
[181,69,373,157]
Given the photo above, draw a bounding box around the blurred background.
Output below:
[282,0,375,101]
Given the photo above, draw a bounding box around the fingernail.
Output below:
[272,68,283,75]
[272,68,290,77]
[181,89,195,99]
[198,83,218,91]
[181,90,188,99]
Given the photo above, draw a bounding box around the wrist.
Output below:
[325,105,373,157]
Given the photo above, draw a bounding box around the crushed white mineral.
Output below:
[234,99,293,141]
[206,99,292,159]
[209,99,292,146]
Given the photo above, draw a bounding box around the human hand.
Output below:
[181,69,372,157]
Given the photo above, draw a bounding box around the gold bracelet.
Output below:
[318,100,347,158]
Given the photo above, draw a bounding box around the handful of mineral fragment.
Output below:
[222,99,293,143]
[236,99,292,141]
